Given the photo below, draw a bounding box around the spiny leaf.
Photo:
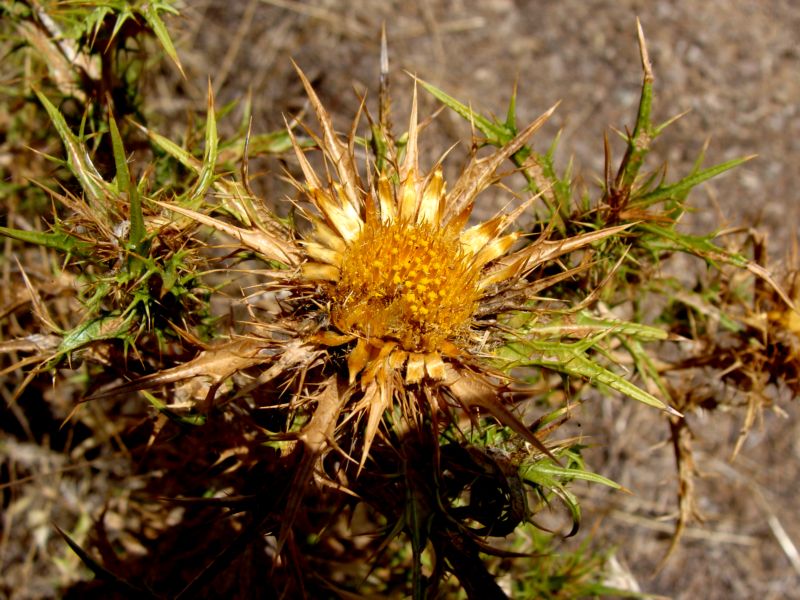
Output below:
[639,223,748,267]
[504,80,518,131]
[34,90,111,214]
[151,199,301,266]
[188,82,219,205]
[633,155,755,208]
[87,339,265,400]
[415,76,514,146]
[519,311,674,343]
[108,111,144,250]
[616,19,655,192]
[522,459,623,490]
[501,339,681,416]
[56,312,137,358]
[445,103,558,220]
[15,20,86,101]
[107,7,136,44]
[244,129,305,155]
[416,75,565,207]
[142,119,293,233]
[522,463,582,537]
[0,226,92,257]
[515,222,635,273]
[140,125,200,170]
[141,391,206,426]
[622,338,673,401]
[446,364,556,459]
[141,1,185,78]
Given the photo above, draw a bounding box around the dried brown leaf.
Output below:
[444,103,559,221]
[151,200,301,266]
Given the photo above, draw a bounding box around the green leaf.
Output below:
[109,112,145,250]
[143,126,199,170]
[369,123,390,173]
[141,2,185,78]
[519,311,672,343]
[504,80,518,131]
[56,312,136,357]
[522,460,622,490]
[245,129,304,155]
[34,90,111,214]
[521,459,583,537]
[0,226,91,257]
[616,23,655,192]
[108,7,136,44]
[415,77,514,146]
[633,155,754,208]
[417,76,577,223]
[638,223,749,268]
[500,339,681,416]
[188,84,218,205]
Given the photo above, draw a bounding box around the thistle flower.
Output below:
[116,66,630,476]
[289,63,644,463]
[289,68,570,463]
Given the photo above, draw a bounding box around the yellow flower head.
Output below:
[142,67,624,469]
[287,67,560,464]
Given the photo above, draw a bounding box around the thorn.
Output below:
[380,22,389,82]
[379,22,392,136]
[241,115,255,198]
[636,18,653,84]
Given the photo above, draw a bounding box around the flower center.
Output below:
[332,220,479,352]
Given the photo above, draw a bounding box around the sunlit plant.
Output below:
[1,3,796,598]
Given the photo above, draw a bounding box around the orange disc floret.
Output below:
[332,219,479,352]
